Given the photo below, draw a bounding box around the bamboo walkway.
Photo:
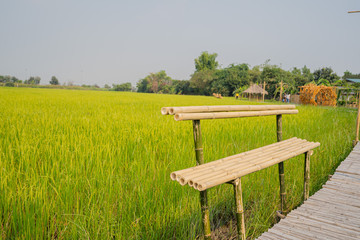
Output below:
[258,142,360,240]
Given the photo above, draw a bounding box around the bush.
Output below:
[5,82,14,87]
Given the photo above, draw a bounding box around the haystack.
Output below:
[299,84,337,106]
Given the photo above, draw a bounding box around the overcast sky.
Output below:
[1,0,359,86]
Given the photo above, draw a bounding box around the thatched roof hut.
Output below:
[243,84,268,95]
[242,84,268,101]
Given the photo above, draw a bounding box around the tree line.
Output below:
[0,75,134,91]
[2,52,359,95]
[136,52,360,99]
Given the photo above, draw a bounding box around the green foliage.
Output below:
[291,66,313,88]
[233,85,249,95]
[49,76,59,85]
[313,67,339,84]
[211,64,250,96]
[190,69,216,95]
[317,78,330,86]
[4,82,15,87]
[342,70,360,80]
[249,66,261,83]
[24,76,41,85]
[333,79,347,87]
[137,71,173,93]
[0,75,22,83]
[194,51,219,72]
[113,82,132,91]
[171,80,195,95]
[0,88,355,239]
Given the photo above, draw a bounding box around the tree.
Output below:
[210,63,250,96]
[24,76,41,85]
[343,70,360,80]
[301,66,314,83]
[50,76,59,85]
[136,79,150,93]
[194,51,219,72]
[136,71,173,93]
[313,67,339,84]
[113,82,132,91]
[249,66,261,84]
[190,69,216,95]
[172,80,194,95]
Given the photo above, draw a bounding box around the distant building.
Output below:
[346,78,360,84]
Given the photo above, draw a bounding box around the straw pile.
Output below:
[170,138,320,191]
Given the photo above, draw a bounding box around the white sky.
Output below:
[1,0,359,86]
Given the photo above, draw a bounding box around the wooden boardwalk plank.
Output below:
[257,142,360,239]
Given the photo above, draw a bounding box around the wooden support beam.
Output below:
[233,178,246,240]
[304,151,311,201]
[355,92,360,146]
[192,120,211,240]
[277,114,287,213]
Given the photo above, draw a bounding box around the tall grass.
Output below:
[0,87,356,239]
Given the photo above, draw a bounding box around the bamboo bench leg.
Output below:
[233,178,246,240]
[276,114,287,213]
[200,191,211,240]
[304,151,311,201]
[278,162,286,213]
[192,120,211,239]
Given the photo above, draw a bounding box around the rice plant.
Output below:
[0,87,355,239]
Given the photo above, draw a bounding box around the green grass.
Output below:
[0,87,356,239]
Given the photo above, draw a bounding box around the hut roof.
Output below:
[243,84,268,95]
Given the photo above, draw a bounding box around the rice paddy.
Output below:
[0,87,356,239]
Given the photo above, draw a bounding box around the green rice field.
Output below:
[0,87,356,239]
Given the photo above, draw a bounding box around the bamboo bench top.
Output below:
[171,137,320,191]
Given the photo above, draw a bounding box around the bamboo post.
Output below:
[192,120,211,240]
[355,91,360,145]
[263,81,266,102]
[304,151,310,201]
[233,178,246,240]
[276,114,287,213]
[279,80,283,102]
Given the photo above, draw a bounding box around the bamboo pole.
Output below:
[169,105,296,115]
[194,142,320,191]
[170,137,300,180]
[171,138,311,183]
[191,142,319,191]
[192,120,211,240]
[185,145,300,185]
[170,137,301,181]
[185,141,312,186]
[190,142,319,191]
[277,114,286,213]
[355,91,360,145]
[263,81,266,102]
[161,107,170,115]
[279,80,283,102]
[175,109,298,121]
[233,178,246,240]
[304,151,310,201]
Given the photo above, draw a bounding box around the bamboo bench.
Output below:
[161,105,320,240]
